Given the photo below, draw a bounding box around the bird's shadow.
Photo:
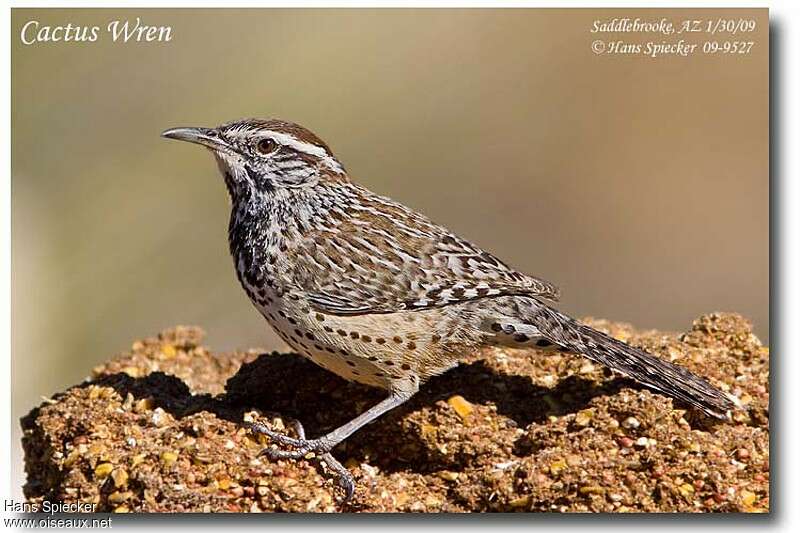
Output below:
[80,351,649,476]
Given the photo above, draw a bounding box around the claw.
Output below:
[245,419,356,502]
[247,421,302,447]
[260,445,311,460]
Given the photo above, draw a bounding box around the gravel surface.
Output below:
[21,313,769,513]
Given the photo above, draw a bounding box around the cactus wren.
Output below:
[162,118,738,499]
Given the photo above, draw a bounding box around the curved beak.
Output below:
[161,127,230,151]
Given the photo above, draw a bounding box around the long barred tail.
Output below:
[528,303,739,419]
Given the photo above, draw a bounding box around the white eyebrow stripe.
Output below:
[264,131,344,173]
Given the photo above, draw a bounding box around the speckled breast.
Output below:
[242,280,462,390]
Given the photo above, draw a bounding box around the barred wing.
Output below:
[290,190,559,316]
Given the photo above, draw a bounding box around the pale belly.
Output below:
[246,286,464,390]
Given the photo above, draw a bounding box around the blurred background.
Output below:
[11,8,768,494]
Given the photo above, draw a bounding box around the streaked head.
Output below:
[162,118,347,199]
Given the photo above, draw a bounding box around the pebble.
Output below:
[63,450,80,468]
[122,393,134,411]
[111,468,128,488]
[447,395,474,422]
[736,449,750,461]
[160,344,177,359]
[122,366,140,378]
[622,417,641,429]
[160,451,178,466]
[509,495,531,508]
[134,397,154,414]
[108,491,132,504]
[740,490,757,507]
[94,463,113,479]
[579,485,605,495]
[151,408,168,427]
[574,409,594,427]
[437,471,459,482]
[549,459,567,476]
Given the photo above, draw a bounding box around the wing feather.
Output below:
[292,190,559,316]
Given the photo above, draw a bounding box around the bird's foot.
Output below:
[246,419,355,501]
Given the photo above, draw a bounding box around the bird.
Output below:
[162,118,740,500]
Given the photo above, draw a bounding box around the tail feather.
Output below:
[529,304,739,419]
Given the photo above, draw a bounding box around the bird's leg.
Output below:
[247,388,416,499]
[292,419,357,500]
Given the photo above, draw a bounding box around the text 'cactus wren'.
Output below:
[162,119,738,499]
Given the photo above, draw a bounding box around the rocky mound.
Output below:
[20,313,769,512]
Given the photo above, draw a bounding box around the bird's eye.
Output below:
[256,138,279,155]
